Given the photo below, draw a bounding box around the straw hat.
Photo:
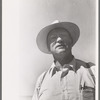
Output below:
[36,20,80,54]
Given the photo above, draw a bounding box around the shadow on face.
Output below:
[47,28,73,56]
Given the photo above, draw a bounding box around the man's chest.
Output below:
[39,66,94,100]
[39,69,82,99]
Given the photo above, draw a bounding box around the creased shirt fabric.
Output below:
[32,58,95,100]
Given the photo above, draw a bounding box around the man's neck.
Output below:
[53,53,74,66]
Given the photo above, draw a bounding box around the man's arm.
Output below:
[88,62,95,77]
[32,72,46,100]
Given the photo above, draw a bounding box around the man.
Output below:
[32,20,95,100]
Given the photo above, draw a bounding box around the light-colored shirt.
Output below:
[32,58,95,100]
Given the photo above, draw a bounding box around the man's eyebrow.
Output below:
[50,34,56,37]
[47,27,73,43]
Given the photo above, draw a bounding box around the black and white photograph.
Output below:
[2,0,98,100]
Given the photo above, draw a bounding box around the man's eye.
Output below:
[48,37,56,43]
[50,36,57,40]
[51,38,56,42]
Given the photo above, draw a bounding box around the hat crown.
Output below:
[51,20,60,24]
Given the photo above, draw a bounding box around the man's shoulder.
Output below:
[39,71,47,79]
[35,71,47,85]
[75,59,95,68]
[38,63,54,79]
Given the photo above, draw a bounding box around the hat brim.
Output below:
[36,22,80,54]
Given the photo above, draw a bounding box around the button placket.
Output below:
[60,68,69,100]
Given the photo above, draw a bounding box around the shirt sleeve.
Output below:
[32,72,46,100]
[90,65,95,77]
[88,62,95,78]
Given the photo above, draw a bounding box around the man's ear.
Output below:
[47,43,50,51]
[46,38,50,51]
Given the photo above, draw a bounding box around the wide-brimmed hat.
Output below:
[36,20,80,54]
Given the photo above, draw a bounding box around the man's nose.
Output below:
[56,37,62,42]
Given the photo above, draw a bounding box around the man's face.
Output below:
[47,28,72,55]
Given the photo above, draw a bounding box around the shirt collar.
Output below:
[54,57,76,71]
[49,57,76,77]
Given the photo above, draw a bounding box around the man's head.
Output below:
[36,20,80,54]
[47,27,73,56]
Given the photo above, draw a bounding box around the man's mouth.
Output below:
[55,44,65,49]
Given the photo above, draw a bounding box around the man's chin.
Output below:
[56,49,66,54]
